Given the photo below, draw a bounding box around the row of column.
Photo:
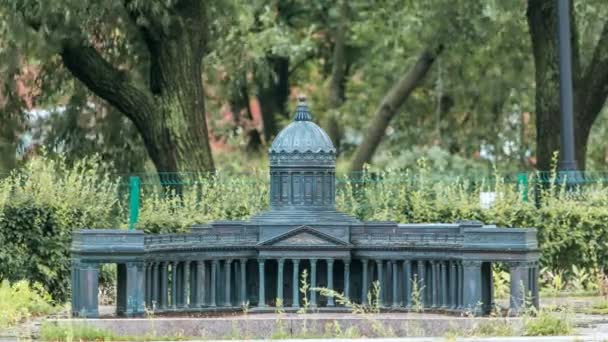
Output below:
[257,258,350,308]
[144,258,248,310]
[143,258,539,314]
[360,259,466,310]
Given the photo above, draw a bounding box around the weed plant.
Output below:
[0,280,56,328]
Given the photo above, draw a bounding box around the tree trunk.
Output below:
[229,77,262,151]
[145,26,214,173]
[60,1,214,174]
[258,56,290,143]
[527,0,608,171]
[323,0,349,154]
[527,0,572,171]
[575,15,608,171]
[349,47,442,173]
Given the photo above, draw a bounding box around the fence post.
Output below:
[517,172,528,203]
[128,176,141,230]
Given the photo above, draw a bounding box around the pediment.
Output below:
[258,225,349,247]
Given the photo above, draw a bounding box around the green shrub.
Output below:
[0,156,121,302]
[137,171,268,233]
[0,280,56,328]
[523,309,574,336]
[3,155,608,304]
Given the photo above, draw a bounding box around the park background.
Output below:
[1,0,608,331]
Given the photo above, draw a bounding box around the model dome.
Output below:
[269,96,335,155]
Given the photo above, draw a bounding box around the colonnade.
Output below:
[144,258,249,309]
[143,257,539,314]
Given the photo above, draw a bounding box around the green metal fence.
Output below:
[124,170,608,230]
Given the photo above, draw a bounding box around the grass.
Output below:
[523,308,574,336]
[582,299,608,315]
[444,320,514,339]
[39,322,192,341]
[0,280,57,329]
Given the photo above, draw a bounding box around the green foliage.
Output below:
[587,300,608,315]
[39,322,191,341]
[5,155,608,304]
[137,171,268,233]
[40,323,117,342]
[410,276,425,313]
[492,266,510,299]
[0,280,56,328]
[373,146,492,175]
[0,155,121,301]
[445,320,514,339]
[523,309,574,336]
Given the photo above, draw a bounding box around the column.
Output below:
[310,259,317,308]
[463,260,483,316]
[343,260,351,299]
[326,259,335,307]
[196,260,205,307]
[531,264,539,309]
[441,261,448,309]
[458,260,464,310]
[431,261,438,308]
[391,260,398,308]
[154,263,160,309]
[376,259,383,307]
[171,261,178,309]
[210,259,218,307]
[189,262,196,306]
[509,261,530,315]
[224,259,232,307]
[417,260,426,308]
[175,262,182,307]
[182,260,190,308]
[116,262,145,317]
[150,262,158,308]
[128,262,145,317]
[277,259,284,306]
[160,262,168,309]
[257,259,265,307]
[403,260,412,308]
[240,258,247,306]
[292,259,300,308]
[144,263,151,307]
[116,263,125,314]
[76,262,100,317]
[449,261,456,309]
[361,259,369,304]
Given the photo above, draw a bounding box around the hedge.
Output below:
[0,157,120,302]
[1,156,607,302]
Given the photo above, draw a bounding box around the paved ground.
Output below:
[2,296,608,341]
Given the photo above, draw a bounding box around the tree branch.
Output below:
[60,40,155,128]
[349,46,443,173]
[579,19,608,125]
[328,0,348,108]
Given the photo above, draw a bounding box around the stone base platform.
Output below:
[47,313,525,339]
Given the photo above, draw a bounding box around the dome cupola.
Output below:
[268,96,336,209]
[269,96,336,167]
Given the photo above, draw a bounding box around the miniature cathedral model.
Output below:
[71,97,540,317]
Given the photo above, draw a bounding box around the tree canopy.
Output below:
[1,0,607,175]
